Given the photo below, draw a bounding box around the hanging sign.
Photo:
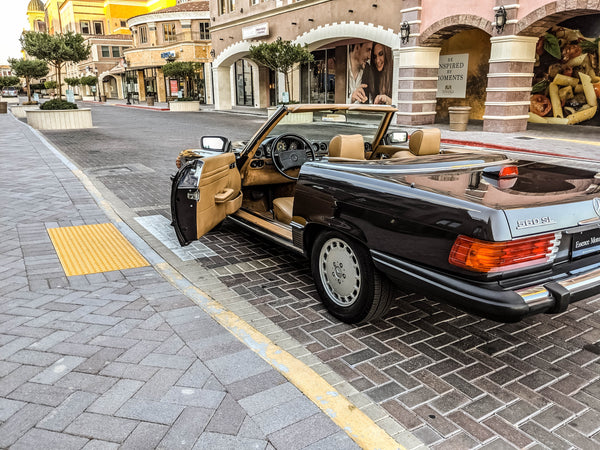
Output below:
[437,54,469,98]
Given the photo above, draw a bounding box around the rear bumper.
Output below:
[371,250,600,322]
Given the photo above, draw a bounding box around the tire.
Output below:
[311,231,395,324]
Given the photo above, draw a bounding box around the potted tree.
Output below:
[162,61,203,111]
[20,31,92,130]
[79,75,98,101]
[8,58,48,105]
[249,37,313,120]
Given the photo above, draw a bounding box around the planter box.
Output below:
[26,108,93,130]
[267,107,313,124]
[169,101,201,112]
[10,105,40,119]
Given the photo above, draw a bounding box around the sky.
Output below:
[0,0,31,65]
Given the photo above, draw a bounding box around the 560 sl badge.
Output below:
[516,216,557,229]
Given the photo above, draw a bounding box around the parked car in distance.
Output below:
[171,104,600,324]
[1,87,18,97]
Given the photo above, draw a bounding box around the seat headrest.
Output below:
[328,134,365,160]
[409,128,441,156]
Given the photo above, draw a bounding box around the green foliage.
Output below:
[30,83,44,90]
[20,31,91,97]
[79,75,98,87]
[580,38,600,54]
[8,58,49,80]
[162,61,201,79]
[0,76,21,88]
[8,58,49,102]
[44,80,58,90]
[40,99,78,110]
[543,33,561,59]
[249,37,313,101]
[531,79,550,94]
[64,77,81,87]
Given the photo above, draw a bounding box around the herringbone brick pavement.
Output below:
[0,114,360,449]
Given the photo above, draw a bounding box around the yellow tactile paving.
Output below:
[48,223,149,276]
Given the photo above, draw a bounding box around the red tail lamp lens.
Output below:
[499,166,518,178]
[449,233,560,273]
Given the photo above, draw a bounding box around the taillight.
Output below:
[449,233,560,273]
[498,166,518,178]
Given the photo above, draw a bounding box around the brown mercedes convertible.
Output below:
[171,104,600,324]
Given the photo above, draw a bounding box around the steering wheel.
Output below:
[271,133,317,181]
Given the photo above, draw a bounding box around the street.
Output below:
[7,103,600,448]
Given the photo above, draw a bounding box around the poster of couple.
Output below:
[347,41,393,105]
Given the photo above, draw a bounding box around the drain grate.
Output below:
[88,163,154,177]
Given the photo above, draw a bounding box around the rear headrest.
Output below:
[328,134,365,160]
[409,128,441,156]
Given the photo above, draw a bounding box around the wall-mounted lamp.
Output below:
[401,21,411,44]
[495,6,507,33]
[210,49,215,58]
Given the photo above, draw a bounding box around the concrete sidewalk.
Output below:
[0,114,400,449]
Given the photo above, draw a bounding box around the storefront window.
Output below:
[301,49,335,104]
[235,59,254,106]
[144,67,157,98]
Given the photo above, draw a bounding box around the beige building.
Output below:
[209,0,600,133]
[125,1,212,103]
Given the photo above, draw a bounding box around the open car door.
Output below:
[171,152,242,246]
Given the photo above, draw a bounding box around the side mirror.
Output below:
[385,131,409,145]
[201,136,232,152]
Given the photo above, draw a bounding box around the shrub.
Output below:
[40,99,78,110]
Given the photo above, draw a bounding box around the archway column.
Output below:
[483,35,538,133]
[213,65,233,110]
[395,46,440,126]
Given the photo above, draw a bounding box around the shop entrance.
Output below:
[235,59,254,106]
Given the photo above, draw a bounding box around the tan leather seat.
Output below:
[273,196,294,224]
[408,128,441,156]
[328,134,365,160]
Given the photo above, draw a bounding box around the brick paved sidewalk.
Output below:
[0,114,365,449]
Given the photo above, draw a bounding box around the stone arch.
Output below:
[420,15,493,47]
[214,41,255,68]
[518,3,600,36]
[294,21,399,50]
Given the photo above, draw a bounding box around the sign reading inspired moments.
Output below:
[437,54,469,98]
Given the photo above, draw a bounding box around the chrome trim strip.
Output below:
[517,265,600,307]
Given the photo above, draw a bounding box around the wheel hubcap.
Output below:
[319,238,361,307]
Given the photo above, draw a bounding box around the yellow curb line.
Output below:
[155,262,404,450]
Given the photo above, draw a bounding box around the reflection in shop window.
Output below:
[235,59,254,107]
[301,49,335,104]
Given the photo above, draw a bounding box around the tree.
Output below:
[20,31,91,98]
[64,77,81,88]
[0,76,21,89]
[162,62,204,99]
[8,58,49,103]
[248,37,313,102]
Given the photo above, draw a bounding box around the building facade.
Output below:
[125,1,212,103]
[24,0,181,99]
[209,0,600,133]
